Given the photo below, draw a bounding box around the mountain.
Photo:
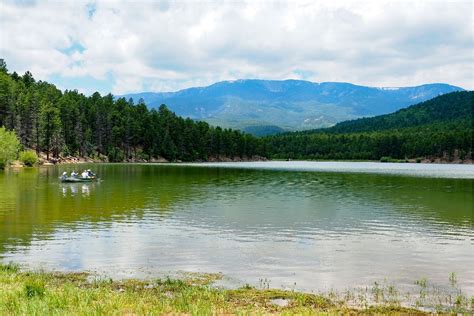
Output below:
[121,80,463,134]
[265,91,473,161]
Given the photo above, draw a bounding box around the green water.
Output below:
[0,162,473,293]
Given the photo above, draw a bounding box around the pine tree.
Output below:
[39,100,61,160]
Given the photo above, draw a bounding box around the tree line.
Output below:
[265,122,472,161]
[0,60,266,163]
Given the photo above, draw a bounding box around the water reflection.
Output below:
[0,163,473,293]
[60,182,97,197]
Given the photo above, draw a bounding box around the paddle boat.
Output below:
[60,176,98,183]
[59,170,99,183]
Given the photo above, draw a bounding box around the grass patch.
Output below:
[25,281,45,298]
[0,263,471,314]
[0,262,19,273]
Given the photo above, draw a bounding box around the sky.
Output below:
[0,0,473,95]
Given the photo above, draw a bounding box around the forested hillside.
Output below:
[264,91,473,161]
[0,60,265,162]
[321,91,473,134]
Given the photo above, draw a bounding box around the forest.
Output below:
[0,58,472,166]
[264,91,473,161]
[0,60,265,164]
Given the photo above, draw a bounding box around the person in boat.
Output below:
[61,171,68,180]
[81,170,89,179]
[71,171,78,178]
[87,169,95,178]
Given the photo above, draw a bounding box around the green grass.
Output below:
[0,263,471,315]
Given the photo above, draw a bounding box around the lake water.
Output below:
[0,162,473,294]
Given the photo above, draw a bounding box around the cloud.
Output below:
[0,0,472,95]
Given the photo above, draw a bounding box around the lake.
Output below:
[0,162,473,294]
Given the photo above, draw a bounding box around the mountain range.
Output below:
[121,80,463,135]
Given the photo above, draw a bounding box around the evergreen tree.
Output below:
[39,101,61,160]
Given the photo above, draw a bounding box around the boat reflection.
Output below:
[60,182,99,197]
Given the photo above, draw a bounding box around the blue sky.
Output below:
[0,0,472,95]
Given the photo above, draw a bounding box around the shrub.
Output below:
[107,147,124,162]
[62,145,71,157]
[19,150,38,166]
[0,127,20,169]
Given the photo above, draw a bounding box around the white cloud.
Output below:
[0,0,473,95]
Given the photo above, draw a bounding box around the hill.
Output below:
[121,80,463,133]
[321,91,473,134]
[264,91,473,162]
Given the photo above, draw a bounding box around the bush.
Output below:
[19,150,38,166]
[107,147,124,162]
[0,127,20,169]
[62,145,71,157]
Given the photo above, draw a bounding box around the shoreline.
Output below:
[4,147,472,168]
[1,263,472,314]
[6,160,473,180]
[35,154,269,166]
[8,156,473,169]
[47,157,474,165]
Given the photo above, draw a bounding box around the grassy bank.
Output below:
[0,263,472,315]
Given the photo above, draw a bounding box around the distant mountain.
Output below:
[121,80,463,134]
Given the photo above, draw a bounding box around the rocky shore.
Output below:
[33,153,268,166]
